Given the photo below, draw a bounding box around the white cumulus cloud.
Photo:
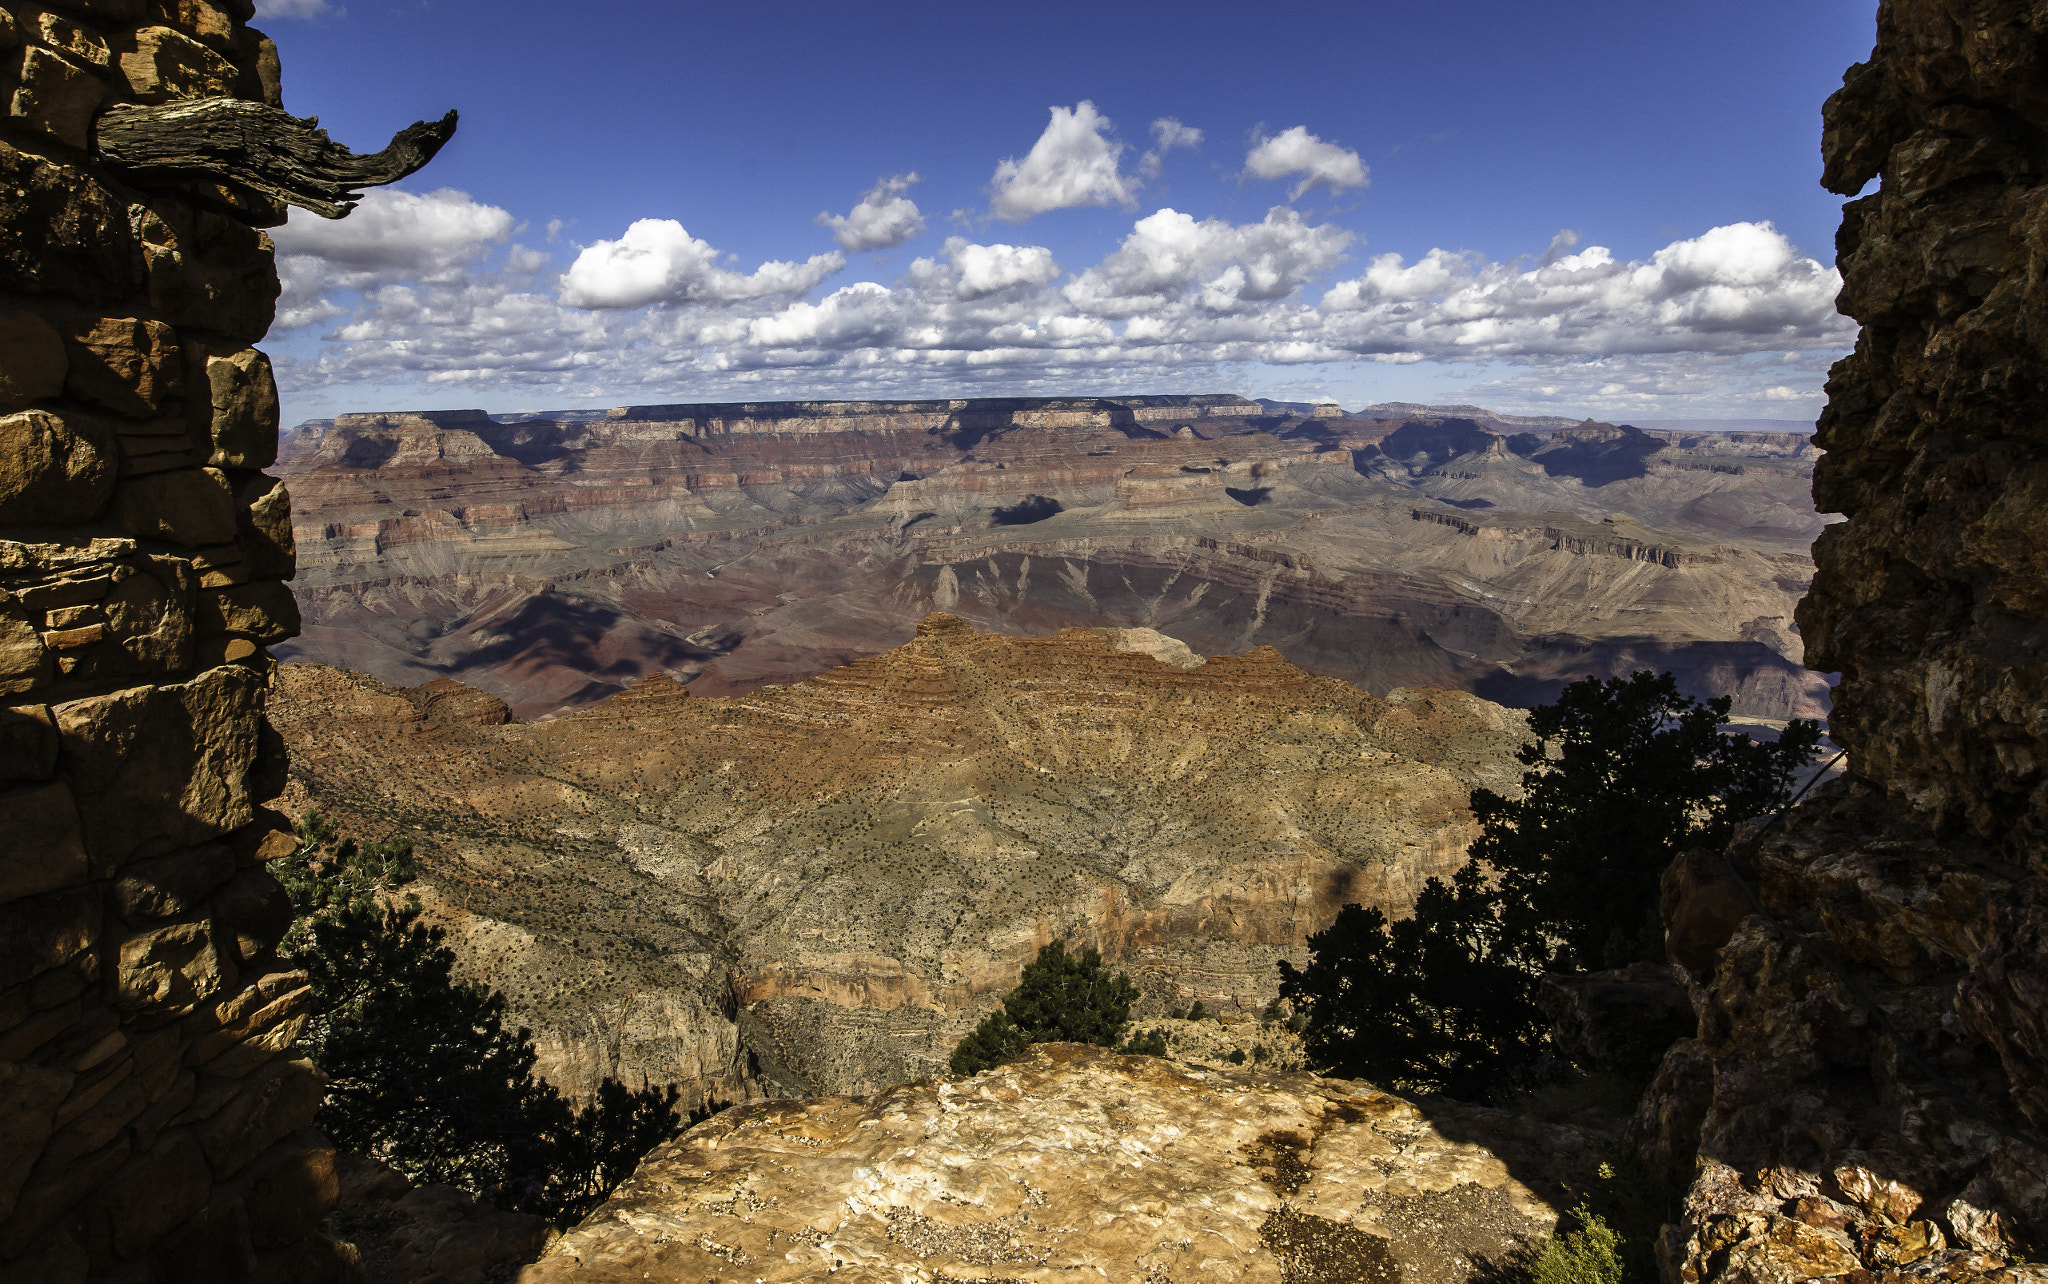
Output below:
[1138,117,1204,179]
[557,219,844,309]
[1317,221,1848,359]
[943,238,1062,298]
[1244,126,1369,200]
[1064,206,1353,316]
[817,174,927,252]
[989,102,1138,223]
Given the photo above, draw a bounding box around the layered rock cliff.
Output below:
[268,616,1529,1107]
[273,396,1834,724]
[1648,2,2048,1278]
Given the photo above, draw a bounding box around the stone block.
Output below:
[0,1060,75,1222]
[0,591,54,694]
[0,777,86,904]
[145,0,237,49]
[60,317,184,418]
[112,840,235,922]
[137,204,279,343]
[115,24,235,102]
[0,140,139,302]
[0,884,97,990]
[195,1055,323,1180]
[182,342,278,467]
[238,1131,339,1250]
[0,307,68,408]
[0,9,17,50]
[85,1130,212,1266]
[8,45,103,150]
[28,10,111,67]
[229,25,280,109]
[114,464,237,546]
[197,578,298,644]
[156,1192,254,1283]
[233,473,293,579]
[53,662,266,869]
[205,865,293,963]
[113,917,233,1016]
[226,808,295,867]
[5,1228,88,1284]
[0,702,59,782]
[97,552,196,675]
[0,408,115,525]
[187,984,306,1076]
[0,1131,128,1259]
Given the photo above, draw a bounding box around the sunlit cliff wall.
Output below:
[0,1,339,1279]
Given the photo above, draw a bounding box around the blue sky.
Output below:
[257,0,1880,425]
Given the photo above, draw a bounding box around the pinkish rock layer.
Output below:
[273,397,1835,723]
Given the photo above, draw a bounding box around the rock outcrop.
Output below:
[519,1043,1601,1284]
[1649,2,2048,1279]
[268,616,1530,1107]
[272,396,1834,724]
[0,2,441,1279]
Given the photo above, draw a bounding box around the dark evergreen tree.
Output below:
[949,940,1143,1075]
[1279,671,1822,1099]
[274,814,696,1224]
[1474,671,1823,970]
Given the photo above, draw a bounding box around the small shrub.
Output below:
[949,940,1141,1075]
[1117,1027,1168,1057]
[1529,1205,1625,1284]
[1185,1000,1207,1021]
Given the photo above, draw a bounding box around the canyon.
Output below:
[272,394,1833,724]
[269,614,1532,1108]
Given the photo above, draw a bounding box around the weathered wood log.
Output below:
[94,98,458,218]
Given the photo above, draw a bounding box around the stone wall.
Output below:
[1651,2,2048,1280]
[1,1,341,1280]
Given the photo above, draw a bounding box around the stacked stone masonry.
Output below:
[0,1,341,1280]
[1651,2,2048,1282]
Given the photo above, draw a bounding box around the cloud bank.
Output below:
[270,189,1850,416]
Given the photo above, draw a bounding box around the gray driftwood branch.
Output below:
[95,99,459,218]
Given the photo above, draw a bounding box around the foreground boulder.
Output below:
[520,1044,1603,1283]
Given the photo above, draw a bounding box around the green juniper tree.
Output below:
[1278,672,1820,1100]
[276,812,710,1224]
[949,940,1162,1075]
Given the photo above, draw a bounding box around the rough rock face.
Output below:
[0,3,403,1280]
[519,1043,1602,1284]
[267,615,1529,1107]
[273,396,1834,723]
[1648,2,2048,1279]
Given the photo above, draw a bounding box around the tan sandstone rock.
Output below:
[0,408,114,525]
[7,45,103,149]
[0,307,68,408]
[522,1044,1576,1284]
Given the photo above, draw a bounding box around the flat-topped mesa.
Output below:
[276,391,1835,721]
[598,393,1269,438]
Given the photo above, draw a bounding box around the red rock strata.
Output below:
[274,397,1834,724]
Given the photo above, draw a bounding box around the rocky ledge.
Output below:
[518,1043,1607,1284]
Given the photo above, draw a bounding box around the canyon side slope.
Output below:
[270,614,1529,1106]
[272,396,1832,722]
